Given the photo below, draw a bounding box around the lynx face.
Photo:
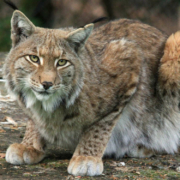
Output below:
[4,11,93,111]
[8,31,82,111]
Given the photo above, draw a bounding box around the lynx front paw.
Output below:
[67,156,103,176]
[6,143,45,165]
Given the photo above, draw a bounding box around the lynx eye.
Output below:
[29,55,39,63]
[57,59,67,66]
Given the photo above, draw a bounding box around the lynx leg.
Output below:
[68,111,122,176]
[127,145,154,158]
[6,120,45,165]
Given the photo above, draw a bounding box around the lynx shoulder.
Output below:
[4,10,180,177]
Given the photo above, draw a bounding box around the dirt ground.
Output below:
[0,54,180,180]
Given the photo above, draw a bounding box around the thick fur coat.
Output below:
[4,10,180,176]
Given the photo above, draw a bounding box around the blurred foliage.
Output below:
[0,17,11,51]
[0,0,52,51]
[0,0,180,51]
[20,0,53,27]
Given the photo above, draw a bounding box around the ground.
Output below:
[0,53,180,179]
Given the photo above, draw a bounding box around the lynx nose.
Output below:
[42,81,53,90]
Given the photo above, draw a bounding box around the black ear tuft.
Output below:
[4,0,18,10]
[78,17,108,28]
[91,17,108,24]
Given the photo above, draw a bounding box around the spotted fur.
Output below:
[4,10,180,176]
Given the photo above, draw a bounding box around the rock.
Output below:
[176,166,180,172]
[117,162,125,166]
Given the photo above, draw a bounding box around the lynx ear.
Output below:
[11,10,35,47]
[66,23,94,51]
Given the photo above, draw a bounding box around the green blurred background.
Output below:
[0,0,179,52]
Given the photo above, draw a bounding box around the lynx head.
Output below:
[3,10,94,111]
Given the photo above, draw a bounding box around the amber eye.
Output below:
[29,55,39,63]
[57,59,67,66]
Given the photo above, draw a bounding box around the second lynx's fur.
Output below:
[4,10,180,176]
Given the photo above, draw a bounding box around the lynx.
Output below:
[3,10,180,176]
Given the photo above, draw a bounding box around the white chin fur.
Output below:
[34,91,51,101]
[28,90,64,112]
[26,93,37,108]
